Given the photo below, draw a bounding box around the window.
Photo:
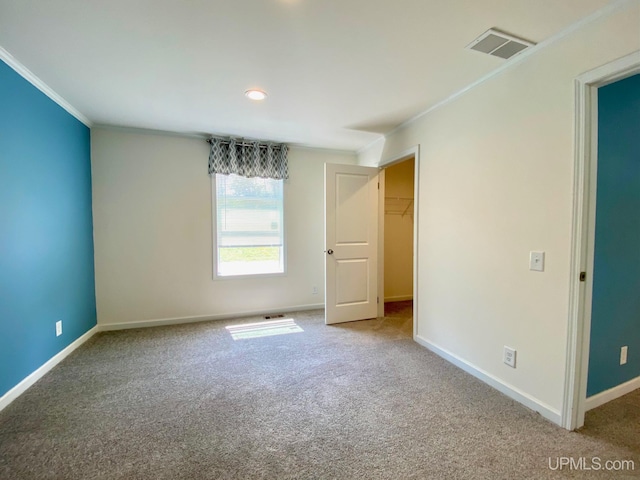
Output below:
[213,174,285,277]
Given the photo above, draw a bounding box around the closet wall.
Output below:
[384,159,414,302]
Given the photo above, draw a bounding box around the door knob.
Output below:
[326,249,334,255]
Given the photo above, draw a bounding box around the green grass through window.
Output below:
[219,246,280,262]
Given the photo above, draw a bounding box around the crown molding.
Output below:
[0,46,92,127]
[287,143,357,156]
[94,123,208,140]
[95,124,359,155]
[356,135,385,156]
[381,0,636,143]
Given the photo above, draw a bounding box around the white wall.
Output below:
[91,128,357,327]
[384,159,414,302]
[359,3,640,420]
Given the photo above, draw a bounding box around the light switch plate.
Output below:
[530,251,545,272]
[621,346,628,365]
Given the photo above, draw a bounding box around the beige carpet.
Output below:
[0,301,638,479]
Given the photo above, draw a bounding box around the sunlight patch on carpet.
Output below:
[225,318,303,340]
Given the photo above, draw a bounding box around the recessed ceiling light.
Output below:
[245,89,267,101]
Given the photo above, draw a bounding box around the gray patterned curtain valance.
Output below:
[207,137,289,180]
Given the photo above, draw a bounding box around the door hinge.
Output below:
[579,272,586,282]
[377,182,380,190]
[377,296,379,304]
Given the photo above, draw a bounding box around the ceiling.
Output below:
[0,0,613,151]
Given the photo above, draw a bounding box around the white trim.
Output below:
[564,50,640,430]
[357,135,385,156]
[562,76,596,431]
[383,0,635,142]
[575,50,640,86]
[288,144,358,157]
[0,326,99,413]
[95,124,208,140]
[412,147,420,340]
[415,334,562,426]
[96,124,359,155]
[379,146,420,168]
[377,168,386,319]
[584,376,640,411]
[98,303,324,331]
[384,295,413,303]
[0,46,92,127]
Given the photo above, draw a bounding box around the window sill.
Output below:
[213,271,287,281]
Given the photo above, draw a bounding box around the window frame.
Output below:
[211,173,287,280]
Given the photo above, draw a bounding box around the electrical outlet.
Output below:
[503,346,516,368]
[621,346,628,365]
[312,286,318,295]
[55,320,62,337]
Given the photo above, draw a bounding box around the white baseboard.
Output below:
[98,303,325,331]
[585,376,640,411]
[384,295,413,303]
[0,326,99,413]
[414,334,562,426]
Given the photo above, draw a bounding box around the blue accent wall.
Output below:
[587,73,640,397]
[0,60,96,398]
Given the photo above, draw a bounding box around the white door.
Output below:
[325,163,379,324]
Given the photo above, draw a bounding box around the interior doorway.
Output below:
[564,51,640,431]
[378,147,419,338]
[585,73,640,408]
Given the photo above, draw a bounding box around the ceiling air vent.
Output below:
[466,28,535,59]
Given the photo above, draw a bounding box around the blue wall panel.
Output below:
[0,60,96,398]
[587,73,640,396]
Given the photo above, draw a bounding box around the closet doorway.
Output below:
[378,152,417,336]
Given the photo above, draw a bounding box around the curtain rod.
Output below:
[207,137,286,148]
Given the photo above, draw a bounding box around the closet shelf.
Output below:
[385,196,414,217]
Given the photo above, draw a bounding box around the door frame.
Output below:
[378,145,420,340]
[563,51,640,430]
